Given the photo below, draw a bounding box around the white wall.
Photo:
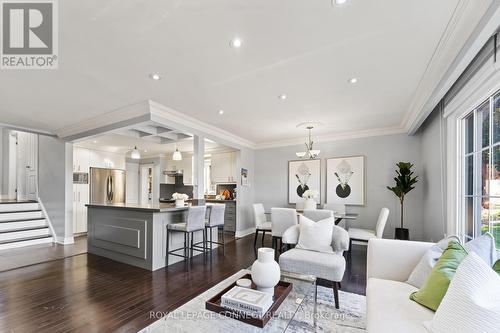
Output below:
[254,134,426,241]
[39,136,73,243]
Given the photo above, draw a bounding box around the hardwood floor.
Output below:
[0,234,367,333]
[0,236,87,272]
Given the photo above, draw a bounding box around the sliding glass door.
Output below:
[461,90,500,248]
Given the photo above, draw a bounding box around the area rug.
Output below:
[143,269,366,333]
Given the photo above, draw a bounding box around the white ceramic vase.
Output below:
[304,198,316,210]
[175,199,185,207]
[251,248,280,295]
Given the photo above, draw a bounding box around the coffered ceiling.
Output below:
[0,0,495,147]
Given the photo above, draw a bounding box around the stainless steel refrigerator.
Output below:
[90,167,126,204]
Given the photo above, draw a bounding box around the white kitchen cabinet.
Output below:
[183,157,193,185]
[211,152,236,183]
[73,147,90,172]
[88,149,126,170]
[73,184,88,234]
[167,156,193,185]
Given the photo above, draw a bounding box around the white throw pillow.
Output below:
[407,236,461,288]
[296,215,334,253]
[423,252,500,333]
[464,232,497,266]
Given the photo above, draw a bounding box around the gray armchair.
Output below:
[278,224,349,309]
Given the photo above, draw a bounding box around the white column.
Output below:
[192,135,205,199]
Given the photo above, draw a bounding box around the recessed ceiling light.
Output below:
[229,37,243,49]
[93,140,98,143]
[348,77,358,84]
[144,149,148,153]
[332,0,348,6]
[149,73,161,80]
[218,110,224,115]
[279,94,287,100]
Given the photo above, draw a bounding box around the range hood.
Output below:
[163,169,183,177]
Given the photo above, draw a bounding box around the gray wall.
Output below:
[418,108,446,242]
[254,134,426,241]
[0,128,3,196]
[38,136,73,240]
[235,147,255,235]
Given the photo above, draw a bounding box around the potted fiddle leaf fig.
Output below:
[387,162,418,240]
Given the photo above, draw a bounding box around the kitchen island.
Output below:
[86,202,217,271]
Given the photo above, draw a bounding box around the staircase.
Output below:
[0,201,54,250]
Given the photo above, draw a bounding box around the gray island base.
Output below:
[86,203,217,271]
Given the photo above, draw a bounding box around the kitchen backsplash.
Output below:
[160,183,193,199]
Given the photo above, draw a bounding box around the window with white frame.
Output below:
[461,90,500,248]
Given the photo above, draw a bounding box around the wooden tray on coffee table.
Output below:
[205,274,293,328]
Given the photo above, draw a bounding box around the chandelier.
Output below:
[295,123,320,159]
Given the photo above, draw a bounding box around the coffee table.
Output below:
[149,269,318,332]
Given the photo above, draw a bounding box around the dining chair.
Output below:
[271,207,298,253]
[324,203,347,228]
[348,207,389,253]
[252,203,272,248]
[303,209,334,222]
[166,206,207,266]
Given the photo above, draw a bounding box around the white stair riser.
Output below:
[0,203,39,212]
[0,211,43,221]
[0,219,47,231]
[0,228,50,241]
[0,237,53,250]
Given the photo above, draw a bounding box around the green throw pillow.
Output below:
[409,240,468,311]
[494,259,500,275]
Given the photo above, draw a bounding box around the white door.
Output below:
[15,131,38,201]
[26,134,38,200]
[7,132,17,199]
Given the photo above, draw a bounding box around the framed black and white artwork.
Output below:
[327,156,365,205]
[288,159,321,204]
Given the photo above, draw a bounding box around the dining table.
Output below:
[295,209,358,226]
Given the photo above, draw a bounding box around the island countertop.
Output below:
[86,202,206,213]
[86,201,219,271]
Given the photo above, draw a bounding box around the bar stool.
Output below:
[205,204,226,256]
[166,206,207,266]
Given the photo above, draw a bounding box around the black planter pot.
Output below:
[395,228,409,240]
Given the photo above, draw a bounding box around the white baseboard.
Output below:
[56,236,75,245]
[235,227,255,238]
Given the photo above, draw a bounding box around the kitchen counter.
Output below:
[86,202,217,271]
[204,199,236,202]
[86,202,203,212]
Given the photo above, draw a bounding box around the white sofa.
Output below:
[366,238,435,333]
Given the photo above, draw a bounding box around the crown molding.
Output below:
[0,122,56,136]
[148,100,256,149]
[54,100,256,149]
[55,101,151,141]
[403,0,500,134]
[254,126,406,150]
